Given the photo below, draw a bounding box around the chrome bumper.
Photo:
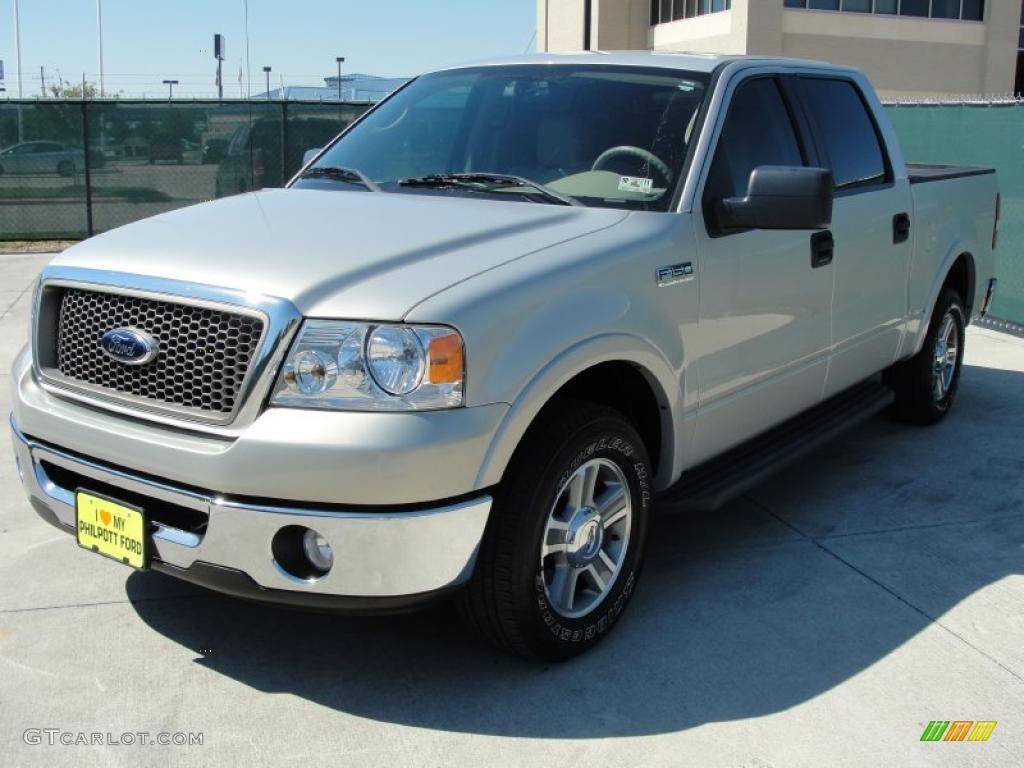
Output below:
[10,416,491,600]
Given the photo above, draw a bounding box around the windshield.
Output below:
[294,65,709,211]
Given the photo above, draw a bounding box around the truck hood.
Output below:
[51,188,630,319]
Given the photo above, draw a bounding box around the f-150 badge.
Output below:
[656,262,695,287]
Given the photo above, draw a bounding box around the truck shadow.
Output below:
[125,361,1023,737]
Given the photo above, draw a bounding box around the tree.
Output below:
[48,82,100,99]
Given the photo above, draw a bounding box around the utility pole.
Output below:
[163,79,178,99]
[336,57,345,101]
[96,0,105,96]
[40,66,46,97]
[263,66,271,100]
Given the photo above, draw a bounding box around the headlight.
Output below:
[271,320,464,411]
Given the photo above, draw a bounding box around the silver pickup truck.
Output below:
[10,53,999,660]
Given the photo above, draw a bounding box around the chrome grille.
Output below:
[54,288,264,414]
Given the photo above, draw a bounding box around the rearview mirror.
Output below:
[717,166,833,231]
[302,148,322,167]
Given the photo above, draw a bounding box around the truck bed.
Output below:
[907,163,995,185]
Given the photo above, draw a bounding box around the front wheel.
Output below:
[886,286,966,425]
[459,402,652,661]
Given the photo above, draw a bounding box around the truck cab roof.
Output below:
[439,51,856,76]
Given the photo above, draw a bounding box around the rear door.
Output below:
[794,76,912,397]
[689,74,833,465]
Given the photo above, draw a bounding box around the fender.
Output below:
[906,242,977,359]
[474,333,685,493]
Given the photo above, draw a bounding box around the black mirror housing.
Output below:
[717,166,833,231]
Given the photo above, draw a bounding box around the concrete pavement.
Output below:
[1,252,1022,767]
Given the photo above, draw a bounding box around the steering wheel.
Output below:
[591,146,673,186]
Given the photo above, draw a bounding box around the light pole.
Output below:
[96,0,105,96]
[263,66,271,100]
[336,56,345,101]
[163,79,178,99]
[13,0,24,140]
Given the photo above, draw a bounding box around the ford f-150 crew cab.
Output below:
[9,53,999,660]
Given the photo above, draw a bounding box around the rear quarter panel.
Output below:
[903,173,997,356]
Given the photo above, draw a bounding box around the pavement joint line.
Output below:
[811,509,1024,541]
[0,279,35,323]
[0,591,229,615]
[743,493,1024,685]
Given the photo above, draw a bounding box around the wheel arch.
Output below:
[909,248,977,358]
[474,335,683,493]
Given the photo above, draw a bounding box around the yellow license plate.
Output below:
[75,491,148,570]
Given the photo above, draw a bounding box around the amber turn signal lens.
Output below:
[428,334,464,384]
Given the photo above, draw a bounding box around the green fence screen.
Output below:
[885,103,1023,326]
[1,99,1021,325]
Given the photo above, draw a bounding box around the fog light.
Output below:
[302,529,334,573]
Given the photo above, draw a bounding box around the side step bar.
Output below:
[656,379,895,513]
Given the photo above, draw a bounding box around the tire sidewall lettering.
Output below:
[535,429,648,645]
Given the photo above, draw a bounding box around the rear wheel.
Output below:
[886,286,966,425]
[57,160,73,177]
[459,401,652,661]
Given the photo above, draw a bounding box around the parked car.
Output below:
[214,117,345,197]
[0,141,85,176]
[148,135,185,165]
[10,54,999,661]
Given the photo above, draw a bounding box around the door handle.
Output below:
[893,212,911,244]
[810,230,833,269]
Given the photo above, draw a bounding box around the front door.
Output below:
[688,74,833,466]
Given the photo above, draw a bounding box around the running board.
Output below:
[656,379,895,513]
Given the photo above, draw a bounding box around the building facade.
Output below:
[537,0,1023,98]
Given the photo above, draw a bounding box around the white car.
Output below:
[0,141,84,176]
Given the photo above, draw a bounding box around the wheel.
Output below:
[886,286,966,425]
[459,401,652,661]
[57,160,73,177]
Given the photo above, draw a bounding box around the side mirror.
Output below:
[717,166,833,231]
[302,148,322,166]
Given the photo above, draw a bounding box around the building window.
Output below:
[783,0,984,19]
[1016,0,1023,95]
[650,0,731,26]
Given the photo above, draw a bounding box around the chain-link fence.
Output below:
[1,99,1021,326]
[0,99,370,240]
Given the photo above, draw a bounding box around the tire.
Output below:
[886,286,966,425]
[57,161,73,177]
[459,401,652,661]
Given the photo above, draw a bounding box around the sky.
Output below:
[0,0,536,98]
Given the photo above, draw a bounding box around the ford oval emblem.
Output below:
[100,328,159,366]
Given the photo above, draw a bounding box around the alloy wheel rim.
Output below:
[932,309,960,401]
[541,458,632,619]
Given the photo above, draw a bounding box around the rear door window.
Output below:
[798,78,888,190]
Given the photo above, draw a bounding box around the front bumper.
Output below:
[11,417,492,605]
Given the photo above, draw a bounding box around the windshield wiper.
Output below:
[299,165,381,192]
[399,173,582,207]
